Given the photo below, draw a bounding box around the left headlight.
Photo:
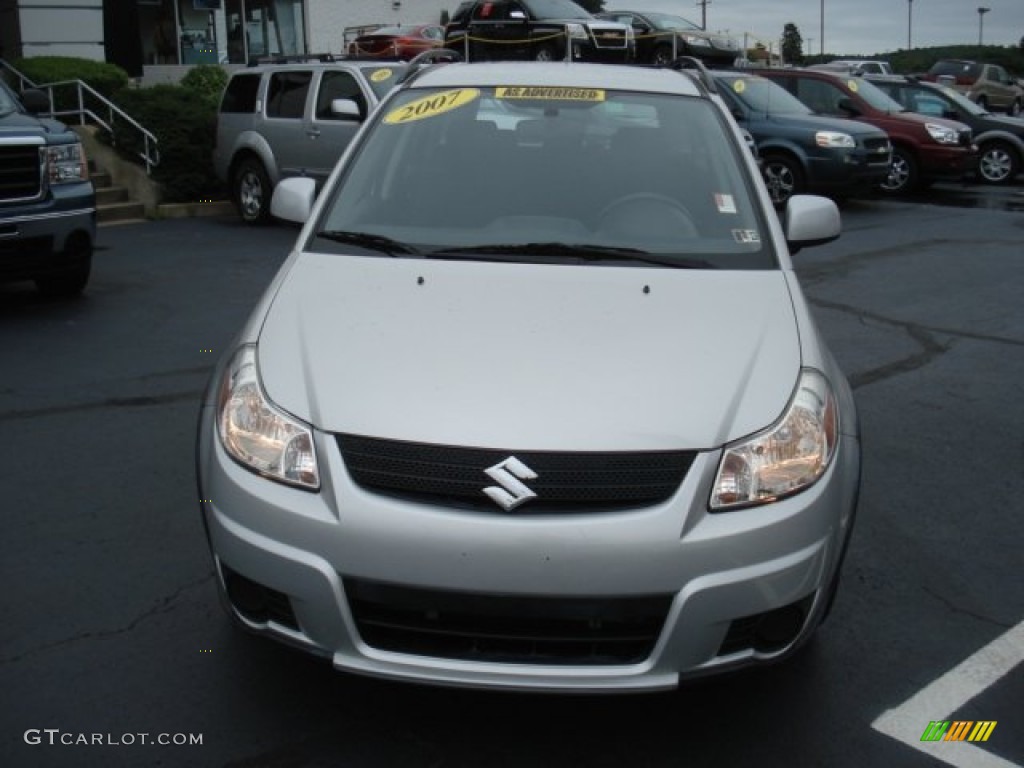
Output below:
[710,369,838,511]
[924,122,959,145]
[217,345,320,490]
[47,142,89,185]
[815,131,855,149]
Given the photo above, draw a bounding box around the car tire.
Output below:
[878,146,919,194]
[652,44,674,67]
[35,235,92,298]
[761,153,804,206]
[233,157,272,225]
[533,44,556,62]
[977,140,1020,185]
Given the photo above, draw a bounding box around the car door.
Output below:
[262,69,314,178]
[303,68,369,183]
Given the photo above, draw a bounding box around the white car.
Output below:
[197,61,860,692]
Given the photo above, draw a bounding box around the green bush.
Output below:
[180,64,229,107]
[12,56,130,98]
[110,85,222,203]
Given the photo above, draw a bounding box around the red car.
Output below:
[347,24,444,60]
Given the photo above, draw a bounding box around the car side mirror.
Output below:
[271,177,317,224]
[785,195,840,254]
[20,88,50,115]
[836,97,859,117]
[331,98,363,121]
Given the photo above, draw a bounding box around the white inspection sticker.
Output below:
[715,193,738,214]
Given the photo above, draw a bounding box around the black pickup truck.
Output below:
[1,79,95,297]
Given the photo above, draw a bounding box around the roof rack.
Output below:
[249,52,342,66]
[666,56,718,95]
[395,49,464,87]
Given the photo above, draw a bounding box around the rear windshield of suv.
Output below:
[929,61,981,79]
[221,73,261,113]
[312,86,773,269]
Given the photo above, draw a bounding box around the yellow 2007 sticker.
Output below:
[383,88,480,125]
[847,79,860,92]
[370,68,393,83]
[495,86,605,101]
[733,79,747,94]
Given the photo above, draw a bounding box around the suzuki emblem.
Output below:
[483,456,538,511]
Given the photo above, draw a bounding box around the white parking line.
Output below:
[872,620,1024,768]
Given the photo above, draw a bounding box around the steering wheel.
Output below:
[597,193,699,238]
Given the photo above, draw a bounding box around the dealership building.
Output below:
[1,0,450,76]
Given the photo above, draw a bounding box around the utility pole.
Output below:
[977,7,990,45]
[907,0,913,50]
[696,0,711,30]
[820,0,825,56]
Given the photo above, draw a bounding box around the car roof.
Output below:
[405,62,705,97]
[240,59,408,74]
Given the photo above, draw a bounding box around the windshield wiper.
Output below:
[426,243,713,269]
[314,230,420,257]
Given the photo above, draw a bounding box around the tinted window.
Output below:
[794,78,846,114]
[266,71,312,119]
[316,71,366,120]
[361,66,406,99]
[721,76,811,115]
[221,74,260,113]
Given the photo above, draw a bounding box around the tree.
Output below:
[781,22,803,65]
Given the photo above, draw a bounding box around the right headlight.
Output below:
[216,345,320,491]
[710,369,838,511]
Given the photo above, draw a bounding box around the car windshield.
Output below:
[523,0,592,20]
[847,77,904,112]
[721,75,810,115]
[359,65,408,99]
[312,84,772,269]
[934,85,987,115]
[644,12,703,31]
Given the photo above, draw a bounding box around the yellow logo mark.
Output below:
[495,86,605,102]
[847,79,860,92]
[370,68,393,83]
[384,88,480,125]
[733,80,746,94]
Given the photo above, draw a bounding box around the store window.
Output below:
[224,0,307,64]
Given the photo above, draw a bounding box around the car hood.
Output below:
[257,254,801,452]
[763,111,885,138]
[0,112,68,136]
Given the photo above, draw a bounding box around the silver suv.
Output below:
[214,59,407,224]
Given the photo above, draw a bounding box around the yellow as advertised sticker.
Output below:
[370,68,393,83]
[847,79,860,92]
[495,86,605,102]
[383,88,480,125]
[733,79,747,94]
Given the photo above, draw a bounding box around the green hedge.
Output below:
[110,84,223,203]
[179,64,228,108]
[12,56,129,98]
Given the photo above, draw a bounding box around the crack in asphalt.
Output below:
[807,296,1024,390]
[921,586,1014,630]
[0,389,202,423]
[0,571,215,666]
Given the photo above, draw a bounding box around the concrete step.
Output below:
[95,186,129,206]
[97,200,146,225]
[90,170,113,189]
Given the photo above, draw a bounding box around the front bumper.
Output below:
[806,148,892,192]
[0,181,95,281]
[918,143,979,181]
[197,406,859,692]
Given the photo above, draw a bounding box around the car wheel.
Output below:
[233,157,272,225]
[878,147,919,194]
[977,141,1020,185]
[534,45,556,62]
[651,44,674,67]
[35,235,92,298]
[1009,99,1022,117]
[761,153,804,206]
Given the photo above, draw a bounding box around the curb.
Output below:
[154,201,235,219]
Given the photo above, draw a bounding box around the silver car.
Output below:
[197,61,861,692]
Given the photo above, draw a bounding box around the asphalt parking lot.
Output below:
[1,183,1022,768]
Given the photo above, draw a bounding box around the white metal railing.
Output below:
[1,59,160,174]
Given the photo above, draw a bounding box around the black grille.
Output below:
[863,138,891,164]
[345,578,672,665]
[592,30,628,48]
[0,144,43,202]
[337,434,695,513]
[958,130,973,147]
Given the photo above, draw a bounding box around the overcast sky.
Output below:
[604,0,1024,56]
